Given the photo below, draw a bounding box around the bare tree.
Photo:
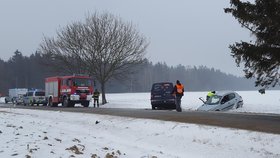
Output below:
[40,12,149,104]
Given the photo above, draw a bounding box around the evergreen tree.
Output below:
[224,0,280,87]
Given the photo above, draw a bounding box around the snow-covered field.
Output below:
[0,90,280,158]
[103,90,280,114]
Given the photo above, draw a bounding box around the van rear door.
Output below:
[151,82,174,100]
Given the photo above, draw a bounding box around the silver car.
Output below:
[197,91,243,111]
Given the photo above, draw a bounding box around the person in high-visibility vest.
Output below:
[206,91,216,100]
[172,80,184,112]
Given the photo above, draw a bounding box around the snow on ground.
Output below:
[0,90,280,158]
[103,90,280,114]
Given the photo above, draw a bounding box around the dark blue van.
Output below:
[150,82,176,110]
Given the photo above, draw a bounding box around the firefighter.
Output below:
[93,89,100,108]
[172,80,184,112]
[206,91,216,100]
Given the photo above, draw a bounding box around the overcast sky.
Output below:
[0,0,254,76]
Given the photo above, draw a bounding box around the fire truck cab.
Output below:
[45,75,93,107]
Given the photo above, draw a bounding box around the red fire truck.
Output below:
[45,75,94,107]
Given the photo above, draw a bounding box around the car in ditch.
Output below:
[150,82,176,110]
[197,91,243,111]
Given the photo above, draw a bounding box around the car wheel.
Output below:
[152,105,156,110]
[237,101,243,108]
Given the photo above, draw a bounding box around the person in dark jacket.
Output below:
[92,89,100,108]
[172,80,184,112]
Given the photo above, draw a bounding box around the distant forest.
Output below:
[0,50,257,95]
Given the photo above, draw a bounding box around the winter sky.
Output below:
[0,0,255,76]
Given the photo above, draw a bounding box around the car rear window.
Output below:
[27,92,33,96]
[152,83,173,92]
[35,91,45,96]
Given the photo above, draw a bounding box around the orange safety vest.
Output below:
[176,84,184,94]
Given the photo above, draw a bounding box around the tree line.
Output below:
[0,50,256,96]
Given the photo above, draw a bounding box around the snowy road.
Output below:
[1,104,280,134]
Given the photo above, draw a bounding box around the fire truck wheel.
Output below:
[48,98,57,107]
[82,101,90,107]
[68,101,75,107]
[48,98,53,106]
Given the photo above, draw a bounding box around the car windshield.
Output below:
[205,95,222,105]
[73,78,92,87]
